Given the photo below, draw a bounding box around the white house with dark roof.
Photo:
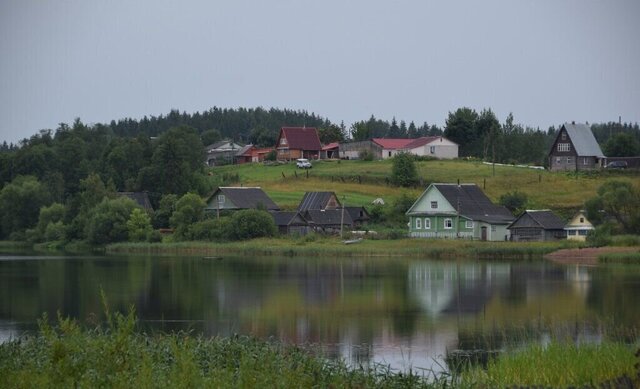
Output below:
[548,122,604,171]
[406,183,514,241]
[565,211,594,242]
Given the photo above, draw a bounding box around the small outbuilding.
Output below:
[565,211,594,241]
[508,210,566,242]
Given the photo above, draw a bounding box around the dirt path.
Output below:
[545,246,639,265]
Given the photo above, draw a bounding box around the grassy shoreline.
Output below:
[1,308,638,388]
[105,237,581,260]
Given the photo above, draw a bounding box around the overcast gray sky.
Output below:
[1,0,639,144]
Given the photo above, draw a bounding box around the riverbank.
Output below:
[545,246,640,265]
[106,238,579,260]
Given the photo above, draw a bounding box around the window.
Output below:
[415,218,422,229]
[583,158,589,165]
[557,143,570,152]
[280,138,287,145]
[578,230,588,236]
[561,132,567,140]
[431,201,438,209]
[217,195,225,204]
[388,151,392,157]
[567,157,573,164]
[580,217,584,223]
[430,146,435,154]
[444,218,453,229]
[424,218,431,229]
[465,220,474,229]
[568,230,576,236]
[491,226,497,232]
[556,157,561,164]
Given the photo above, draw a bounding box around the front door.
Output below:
[481,226,487,241]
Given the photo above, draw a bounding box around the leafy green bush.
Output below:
[86,197,138,245]
[586,224,613,247]
[390,153,419,187]
[226,209,277,241]
[499,190,528,215]
[126,208,153,242]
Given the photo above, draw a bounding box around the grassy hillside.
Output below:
[209,159,638,216]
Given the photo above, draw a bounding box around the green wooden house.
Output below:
[406,183,515,241]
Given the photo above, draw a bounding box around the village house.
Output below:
[205,187,280,214]
[564,211,594,241]
[507,210,566,242]
[117,192,154,212]
[338,137,458,160]
[234,145,275,164]
[204,140,243,167]
[548,122,604,171]
[275,127,322,161]
[406,183,514,241]
[296,191,368,232]
[270,211,310,236]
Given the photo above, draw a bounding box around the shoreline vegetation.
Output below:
[1,306,638,388]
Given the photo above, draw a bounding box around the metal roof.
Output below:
[562,123,604,157]
[433,184,514,224]
[211,187,279,211]
[297,192,340,211]
[508,210,566,230]
[279,127,322,150]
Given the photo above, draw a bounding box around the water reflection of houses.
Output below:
[408,262,511,318]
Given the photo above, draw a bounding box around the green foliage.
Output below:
[200,128,221,146]
[170,193,206,239]
[318,124,345,144]
[461,341,637,388]
[390,153,419,187]
[603,132,640,157]
[588,180,640,234]
[586,224,613,247]
[86,197,138,245]
[153,194,178,229]
[499,190,528,215]
[226,209,277,241]
[126,208,153,242]
[0,175,52,239]
[141,126,205,196]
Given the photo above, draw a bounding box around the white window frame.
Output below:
[444,218,453,229]
[415,218,422,229]
[567,157,573,164]
[465,220,474,229]
[424,218,431,229]
[430,146,436,154]
[583,157,589,165]
[217,194,225,204]
[557,143,570,152]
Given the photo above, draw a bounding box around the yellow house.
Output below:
[565,211,594,241]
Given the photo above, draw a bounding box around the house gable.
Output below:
[406,185,456,215]
[205,187,279,211]
[566,211,593,229]
[297,192,341,211]
[548,123,604,171]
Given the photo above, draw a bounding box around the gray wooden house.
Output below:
[507,210,566,242]
[548,122,604,171]
[205,187,279,213]
[270,211,310,235]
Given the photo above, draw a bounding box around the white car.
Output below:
[296,158,312,169]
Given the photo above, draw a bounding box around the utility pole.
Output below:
[340,196,346,239]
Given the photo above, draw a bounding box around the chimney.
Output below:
[572,121,575,125]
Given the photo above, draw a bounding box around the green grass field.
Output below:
[209,159,638,214]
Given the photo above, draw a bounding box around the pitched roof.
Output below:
[211,187,279,211]
[117,192,154,211]
[561,123,604,157]
[434,184,514,224]
[322,142,339,151]
[297,192,340,211]
[372,138,413,149]
[303,209,353,226]
[509,210,566,229]
[235,144,255,157]
[402,137,441,149]
[279,127,322,150]
[344,206,370,222]
[270,211,308,227]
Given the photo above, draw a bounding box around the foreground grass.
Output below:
[107,237,580,260]
[460,341,639,388]
[2,307,639,388]
[0,308,437,389]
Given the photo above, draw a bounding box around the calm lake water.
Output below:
[1,252,639,373]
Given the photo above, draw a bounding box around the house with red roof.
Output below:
[338,137,458,160]
[275,127,322,161]
[401,136,458,159]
